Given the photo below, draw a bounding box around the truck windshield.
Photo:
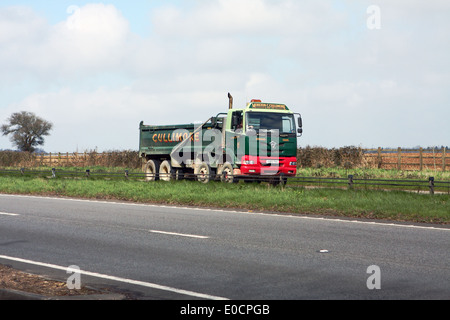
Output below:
[246,112,296,134]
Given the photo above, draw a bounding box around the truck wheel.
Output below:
[144,159,160,181]
[159,160,175,181]
[219,162,235,183]
[196,162,211,183]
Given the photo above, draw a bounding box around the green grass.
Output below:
[297,167,450,180]
[0,175,448,224]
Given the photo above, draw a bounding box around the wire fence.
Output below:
[1,168,449,195]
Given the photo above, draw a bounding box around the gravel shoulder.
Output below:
[0,264,125,300]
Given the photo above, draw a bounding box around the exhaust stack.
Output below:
[228,92,233,109]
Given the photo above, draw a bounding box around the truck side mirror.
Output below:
[297,116,303,135]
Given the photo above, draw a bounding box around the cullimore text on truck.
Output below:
[139,93,303,184]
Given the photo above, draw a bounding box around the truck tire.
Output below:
[196,162,211,184]
[159,160,175,181]
[144,159,160,181]
[219,162,236,183]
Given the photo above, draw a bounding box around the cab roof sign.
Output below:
[248,103,289,111]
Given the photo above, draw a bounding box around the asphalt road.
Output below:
[0,193,449,300]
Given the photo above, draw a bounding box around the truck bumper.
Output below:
[239,156,297,176]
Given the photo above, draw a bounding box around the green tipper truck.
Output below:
[139,93,302,183]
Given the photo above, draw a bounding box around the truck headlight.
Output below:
[289,161,297,166]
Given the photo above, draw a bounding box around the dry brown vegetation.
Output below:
[0,150,141,169]
[0,146,448,172]
[297,146,367,169]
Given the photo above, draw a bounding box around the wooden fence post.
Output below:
[429,177,435,195]
[377,147,382,169]
[419,148,423,171]
[348,175,354,190]
[434,147,437,171]
[443,147,447,172]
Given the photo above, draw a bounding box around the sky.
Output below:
[0,0,449,152]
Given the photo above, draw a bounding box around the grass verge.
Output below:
[297,167,450,180]
[0,176,448,224]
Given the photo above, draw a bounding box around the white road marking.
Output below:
[0,254,228,300]
[149,230,209,239]
[0,212,19,216]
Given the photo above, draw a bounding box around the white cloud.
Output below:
[50,4,130,69]
[0,6,46,42]
[0,4,131,83]
[152,0,346,38]
[1,1,449,152]
[2,84,236,152]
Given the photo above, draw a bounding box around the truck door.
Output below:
[225,110,244,164]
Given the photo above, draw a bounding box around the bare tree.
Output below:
[1,111,53,152]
